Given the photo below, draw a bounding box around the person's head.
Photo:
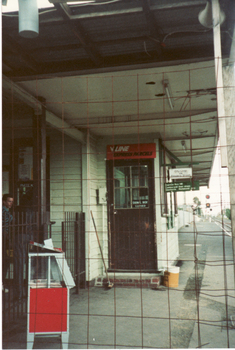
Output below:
[2,194,14,209]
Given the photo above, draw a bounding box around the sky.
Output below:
[2,0,52,12]
[2,0,94,12]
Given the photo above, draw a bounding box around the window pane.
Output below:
[115,188,130,208]
[114,167,130,187]
[132,188,149,208]
[131,166,148,187]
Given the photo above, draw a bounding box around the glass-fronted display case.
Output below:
[27,240,75,350]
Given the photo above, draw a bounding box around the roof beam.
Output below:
[11,57,216,82]
[2,32,38,73]
[178,150,214,157]
[70,110,216,128]
[2,75,85,144]
[54,3,102,66]
[44,1,206,22]
[141,0,162,57]
[163,134,216,141]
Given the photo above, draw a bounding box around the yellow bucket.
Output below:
[163,266,180,288]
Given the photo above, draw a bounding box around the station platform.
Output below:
[3,220,235,349]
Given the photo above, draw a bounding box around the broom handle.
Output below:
[90,210,109,281]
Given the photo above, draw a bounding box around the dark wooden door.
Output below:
[107,159,156,271]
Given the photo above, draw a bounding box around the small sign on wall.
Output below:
[169,168,192,179]
[165,180,199,192]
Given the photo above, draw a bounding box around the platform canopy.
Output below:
[2,0,235,187]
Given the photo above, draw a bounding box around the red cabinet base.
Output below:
[29,288,67,333]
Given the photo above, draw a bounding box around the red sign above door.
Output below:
[107,143,156,160]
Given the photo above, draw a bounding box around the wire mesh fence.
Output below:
[2,61,235,349]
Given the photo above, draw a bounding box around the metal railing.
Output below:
[62,212,86,294]
[2,211,39,328]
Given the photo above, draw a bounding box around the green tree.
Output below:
[193,197,201,216]
[225,208,231,220]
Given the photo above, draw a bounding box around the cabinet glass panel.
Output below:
[30,256,64,288]
[30,256,48,287]
[50,256,63,286]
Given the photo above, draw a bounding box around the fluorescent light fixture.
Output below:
[162,79,174,110]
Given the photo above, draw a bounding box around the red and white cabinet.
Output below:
[27,240,75,349]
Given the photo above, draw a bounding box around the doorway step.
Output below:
[95,272,163,288]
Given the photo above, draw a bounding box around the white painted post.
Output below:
[223,39,235,291]
[154,139,164,270]
[82,132,90,283]
[212,0,228,168]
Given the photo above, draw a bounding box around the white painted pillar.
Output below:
[154,139,164,270]
[82,131,91,282]
[212,0,228,167]
[223,62,235,289]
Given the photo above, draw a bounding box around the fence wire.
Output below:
[2,63,235,349]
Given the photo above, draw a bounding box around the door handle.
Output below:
[114,210,117,214]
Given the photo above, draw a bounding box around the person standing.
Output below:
[2,194,14,293]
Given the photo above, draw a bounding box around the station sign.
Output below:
[107,143,156,160]
[165,180,199,192]
[169,168,192,179]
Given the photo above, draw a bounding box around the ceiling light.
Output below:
[198,0,225,28]
[162,79,174,110]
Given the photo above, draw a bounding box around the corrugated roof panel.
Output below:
[33,47,89,62]
[80,13,149,42]
[99,40,154,56]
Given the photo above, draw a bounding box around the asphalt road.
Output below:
[177,220,235,349]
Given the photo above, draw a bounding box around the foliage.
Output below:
[193,197,201,216]
[225,208,231,220]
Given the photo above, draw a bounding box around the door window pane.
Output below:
[115,188,130,208]
[131,166,148,187]
[114,165,149,209]
[132,188,149,208]
[114,167,130,187]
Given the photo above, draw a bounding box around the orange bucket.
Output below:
[163,266,180,288]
